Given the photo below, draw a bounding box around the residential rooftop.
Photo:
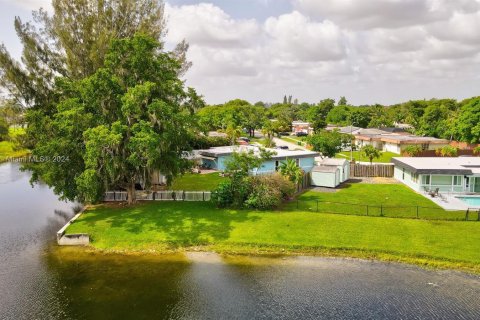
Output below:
[356,133,449,144]
[313,166,339,173]
[199,145,319,160]
[391,157,480,175]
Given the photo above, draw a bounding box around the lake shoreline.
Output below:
[56,243,480,275]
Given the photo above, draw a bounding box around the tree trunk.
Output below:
[127,182,136,205]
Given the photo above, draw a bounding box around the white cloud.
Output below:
[294,0,480,29]
[163,1,480,104]
[264,11,346,62]
[165,3,259,48]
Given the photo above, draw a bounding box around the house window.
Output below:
[275,160,279,171]
[421,143,429,151]
[295,158,300,166]
[402,168,405,180]
[412,173,419,183]
[453,176,462,186]
[422,175,431,185]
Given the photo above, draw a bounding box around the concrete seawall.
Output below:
[57,209,90,246]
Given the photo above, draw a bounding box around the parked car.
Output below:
[239,137,250,142]
[276,146,289,150]
[278,132,290,136]
[296,132,308,137]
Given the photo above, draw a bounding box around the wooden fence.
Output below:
[350,163,394,178]
[104,191,212,202]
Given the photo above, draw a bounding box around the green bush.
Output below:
[212,173,295,210]
[435,145,458,157]
[402,145,422,157]
[190,135,230,149]
[211,180,234,208]
[245,174,295,209]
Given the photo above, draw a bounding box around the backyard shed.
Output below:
[311,166,340,188]
[317,158,350,182]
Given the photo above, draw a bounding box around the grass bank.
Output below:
[66,200,480,273]
[0,127,29,163]
[287,184,468,220]
[335,150,399,163]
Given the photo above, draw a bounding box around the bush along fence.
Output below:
[291,200,480,222]
[350,163,394,178]
[104,191,212,202]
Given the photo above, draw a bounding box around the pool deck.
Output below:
[419,192,480,211]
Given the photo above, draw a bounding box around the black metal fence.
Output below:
[291,200,480,221]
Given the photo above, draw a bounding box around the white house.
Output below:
[392,157,480,194]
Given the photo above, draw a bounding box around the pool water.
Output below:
[458,196,480,207]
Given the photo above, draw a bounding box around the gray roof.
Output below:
[199,145,319,160]
[391,157,480,175]
[313,166,339,173]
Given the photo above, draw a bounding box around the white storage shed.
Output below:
[317,158,350,182]
[311,166,341,188]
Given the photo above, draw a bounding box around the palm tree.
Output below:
[361,145,382,164]
[279,159,304,185]
[225,125,243,145]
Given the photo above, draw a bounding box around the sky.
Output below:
[1,0,480,105]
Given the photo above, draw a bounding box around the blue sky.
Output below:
[1,0,480,105]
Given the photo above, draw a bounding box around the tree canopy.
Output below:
[26,34,202,204]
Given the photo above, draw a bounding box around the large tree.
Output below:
[307,130,345,158]
[0,0,188,114]
[456,97,480,144]
[27,34,201,204]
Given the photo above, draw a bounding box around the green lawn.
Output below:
[170,173,226,191]
[335,150,399,163]
[287,183,468,220]
[281,136,306,146]
[66,201,480,272]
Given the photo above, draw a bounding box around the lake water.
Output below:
[1,162,480,319]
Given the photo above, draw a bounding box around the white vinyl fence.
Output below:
[104,190,212,202]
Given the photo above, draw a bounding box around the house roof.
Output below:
[318,158,349,166]
[313,166,339,173]
[199,145,319,160]
[356,133,449,145]
[391,157,480,175]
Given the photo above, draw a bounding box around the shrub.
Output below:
[435,145,458,157]
[244,174,295,209]
[190,135,230,149]
[473,146,480,155]
[402,145,422,157]
[211,180,234,208]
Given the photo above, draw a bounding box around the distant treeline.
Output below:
[196,96,480,143]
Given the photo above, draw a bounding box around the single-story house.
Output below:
[199,145,319,175]
[311,158,350,188]
[291,121,314,135]
[356,133,449,154]
[325,125,362,135]
[391,157,480,193]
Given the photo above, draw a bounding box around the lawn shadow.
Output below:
[75,201,261,245]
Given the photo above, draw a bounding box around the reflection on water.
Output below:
[1,162,480,319]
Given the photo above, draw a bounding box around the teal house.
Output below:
[199,146,319,175]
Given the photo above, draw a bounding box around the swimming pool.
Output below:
[457,196,480,207]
